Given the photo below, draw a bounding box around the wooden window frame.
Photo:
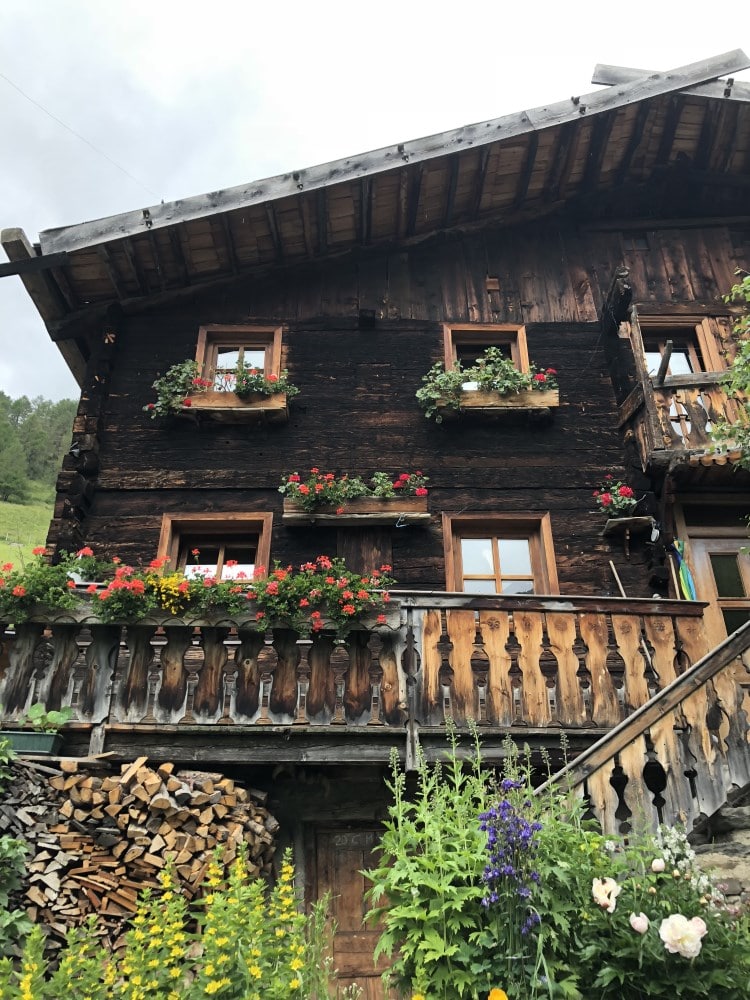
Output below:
[631,313,726,378]
[442,324,529,372]
[442,512,559,594]
[195,325,283,387]
[156,513,273,577]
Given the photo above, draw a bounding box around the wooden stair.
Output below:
[538,621,750,833]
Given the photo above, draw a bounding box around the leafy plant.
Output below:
[16,702,73,732]
[0,546,78,623]
[0,849,354,999]
[233,362,300,400]
[416,347,558,421]
[143,358,203,418]
[0,737,32,955]
[712,272,750,468]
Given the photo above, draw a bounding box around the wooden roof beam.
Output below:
[443,154,460,227]
[36,50,750,256]
[513,132,539,209]
[316,189,328,256]
[120,239,148,296]
[614,100,653,186]
[580,111,618,192]
[219,215,240,275]
[593,63,750,103]
[0,228,68,324]
[471,146,491,218]
[405,165,424,237]
[147,231,166,291]
[264,203,284,264]
[168,224,191,285]
[359,176,372,245]
[96,245,129,300]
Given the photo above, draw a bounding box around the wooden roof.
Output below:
[3,50,750,379]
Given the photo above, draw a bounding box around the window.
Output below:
[443,324,528,372]
[442,514,558,595]
[636,317,725,378]
[195,325,282,391]
[156,513,273,580]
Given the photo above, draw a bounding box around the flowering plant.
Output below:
[232,362,299,400]
[144,358,299,417]
[593,474,639,516]
[416,347,558,421]
[0,547,78,623]
[279,468,429,511]
[248,555,395,636]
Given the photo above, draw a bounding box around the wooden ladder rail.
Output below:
[536,620,750,807]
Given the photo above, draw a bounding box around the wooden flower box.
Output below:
[179,390,289,424]
[282,496,430,526]
[437,388,559,419]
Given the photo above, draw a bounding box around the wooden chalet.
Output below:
[2,51,750,993]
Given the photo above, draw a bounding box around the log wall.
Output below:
[47,220,749,599]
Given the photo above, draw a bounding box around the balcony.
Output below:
[3,592,747,832]
[619,371,747,474]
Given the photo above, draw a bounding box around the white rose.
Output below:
[659,914,708,959]
[592,877,621,913]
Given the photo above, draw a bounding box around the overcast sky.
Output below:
[1,2,748,401]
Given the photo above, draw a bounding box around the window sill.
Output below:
[282,497,431,526]
[179,391,289,424]
[437,388,559,419]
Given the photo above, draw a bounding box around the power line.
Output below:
[0,72,161,200]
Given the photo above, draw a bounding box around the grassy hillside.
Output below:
[0,483,55,568]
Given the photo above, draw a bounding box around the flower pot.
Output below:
[179,391,289,424]
[0,730,63,756]
[437,388,559,419]
[282,496,430,526]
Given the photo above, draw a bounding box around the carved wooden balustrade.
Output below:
[3,594,744,770]
[620,372,747,472]
[539,620,750,835]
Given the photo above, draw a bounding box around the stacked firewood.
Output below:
[0,755,278,950]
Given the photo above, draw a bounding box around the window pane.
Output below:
[644,351,662,375]
[461,538,494,574]
[669,349,693,376]
[243,349,266,370]
[216,348,241,370]
[721,608,750,634]
[464,578,498,594]
[501,580,535,595]
[710,554,746,597]
[497,539,532,576]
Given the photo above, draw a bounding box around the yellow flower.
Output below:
[290,957,303,971]
[489,990,509,1000]
[290,979,301,990]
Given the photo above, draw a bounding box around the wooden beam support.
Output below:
[405,165,424,238]
[120,239,148,296]
[219,214,240,275]
[592,62,750,103]
[96,245,128,300]
[0,228,68,324]
[0,250,69,278]
[147,231,166,291]
[263,204,283,264]
[49,266,79,312]
[471,146,491,219]
[316,188,328,256]
[513,131,539,209]
[654,340,673,386]
[298,195,315,258]
[167,224,191,285]
[36,51,750,256]
[600,266,632,334]
[614,100,653,186]
[655,96,684,165]
[443,154,460,227]
[359,176,372,245]
[581,111,618,193]
[542,121,576,203]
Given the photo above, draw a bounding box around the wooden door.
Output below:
[689,538,750,647]
[313,827,390,999]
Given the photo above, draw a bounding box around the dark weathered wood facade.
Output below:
[3,54,750,995]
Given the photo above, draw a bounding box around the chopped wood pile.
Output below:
[0,755,278,951]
